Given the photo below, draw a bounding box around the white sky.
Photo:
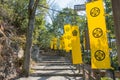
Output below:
[54,0,71,8]
[46,0,86,24]
[48,0,86,9]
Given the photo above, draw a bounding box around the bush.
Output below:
[101,77,112,80]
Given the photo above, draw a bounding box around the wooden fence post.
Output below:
[88,69,91,80]
[93,69,101,80]
[82,64,86,80]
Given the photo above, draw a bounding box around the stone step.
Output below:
[32,68,77,70]
[31,65,76,70]
[36,63,73,66]
[40,59,67,61]
[39,61,70,63]
[40,57,66,59]
[30,73,83,77]
[17,76,83,80]
[40,56,67,59]
[32,69,79,74]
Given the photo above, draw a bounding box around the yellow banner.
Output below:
[50,40,53,49]
[64,24,71,34]
[63,33,72,52]
[63,24,72,52]
[59,36,65,50]
[59,37,63,50]
[53,38,57,50]
[86,0,111,69]
[71,26,82,64]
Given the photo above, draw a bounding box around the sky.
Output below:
[48,0,86,9]
[46,0,86,24]
[54,0,72,9]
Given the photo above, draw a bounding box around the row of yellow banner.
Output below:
[50,24,83,64]
[50,0,111,69]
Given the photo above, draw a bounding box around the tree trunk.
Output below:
[111,0,120,69]
[23,0,40,77]
[0,0,4,4]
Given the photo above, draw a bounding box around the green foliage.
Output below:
[43,8,87,49]
[0,0,49,48]
[101,77,120,80]
[11,0,29,35]
[105,0,114,35]
[32,0,49,47]
[104,0,119,70]
[48,8,86,36]
[0,2,14,22]
[111,55,119,70]
[101,77,112,80]
[0,0,29,35]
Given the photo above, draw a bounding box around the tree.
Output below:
[33,0,48,45]
[0,0,14,23]
[48,8,85,36]
[111,0,120,70]
[11,0,29,35]
[23,0,40,77]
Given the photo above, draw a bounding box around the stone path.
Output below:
[16,53,83,80]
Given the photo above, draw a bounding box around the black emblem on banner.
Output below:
[90,7,100,17]
[72,30,78,36]
[92,28,103,38]
[94,50,105,61]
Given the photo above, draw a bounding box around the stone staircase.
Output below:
[17,52,83,80]
[31,52,83,79]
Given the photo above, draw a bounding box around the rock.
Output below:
[31,45,40,61]
[18,48,24,59]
